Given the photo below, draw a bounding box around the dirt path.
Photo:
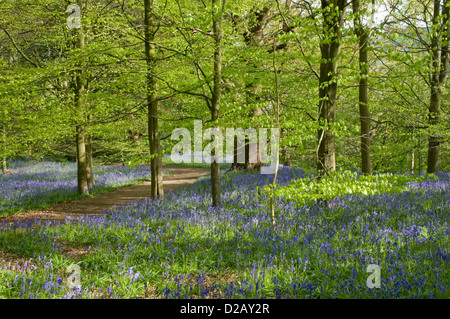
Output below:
[0,166,210,226]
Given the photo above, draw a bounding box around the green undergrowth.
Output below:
[266,170,438,205]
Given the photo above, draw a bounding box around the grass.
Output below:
[0,161,160,217]
[0,165,448,299]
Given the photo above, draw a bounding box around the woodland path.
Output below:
[0,165,210,226]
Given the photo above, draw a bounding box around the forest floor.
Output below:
[0,165,210,226]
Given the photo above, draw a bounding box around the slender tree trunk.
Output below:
[427,0,449,173]
[353,0,372,175]
[76,125,88,194]
[145,0,164,199]
[230,135,238,171]
[85,129,94,187]
[317,0,345,178]
[270,38,281,231]
[210,0,225,207]
[73,4,88,195]
[2,119,6,174]
[427,83,441,173]
[418,135,422,172]
[427,0,442,173]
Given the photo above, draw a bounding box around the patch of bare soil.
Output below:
[1,169,18,175]
[0,250,36,272]
[58,241,92,260]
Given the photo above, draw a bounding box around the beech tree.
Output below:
[1,0,449,183]
[383,0,449,172]
[70,1,89,195]
[352,0,373,175]
[1,107,6,173]
[427,0,449,172]
[210,0,226,206]
[317,0,348,177]
[231,5,272,172]
[144,0,164,199]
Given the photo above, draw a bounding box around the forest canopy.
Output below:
[1,0,448,185]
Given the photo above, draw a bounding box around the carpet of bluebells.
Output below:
[0,165,448,299]
[0,161,152,216]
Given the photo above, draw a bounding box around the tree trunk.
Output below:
[73,8,88,195]
[230,135,241,171]
[427,83,441,173]
[1,119,6,174]
[210,0,225,207]
[427,0,449,173]
[76,125,88,195]
[281,146,291,167]
[232,7,270,172]
[85,129,94,187]
[244,99,263,171]
[418,135,422,172]
[317,0,345,178]
[353,0,372,175]
[427,0,441,173]
[145,0,164,199]
[85,114,94,187]
[270,38,281,231]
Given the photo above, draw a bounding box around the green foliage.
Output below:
[0,0,447,173]
[266,171,438,205]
